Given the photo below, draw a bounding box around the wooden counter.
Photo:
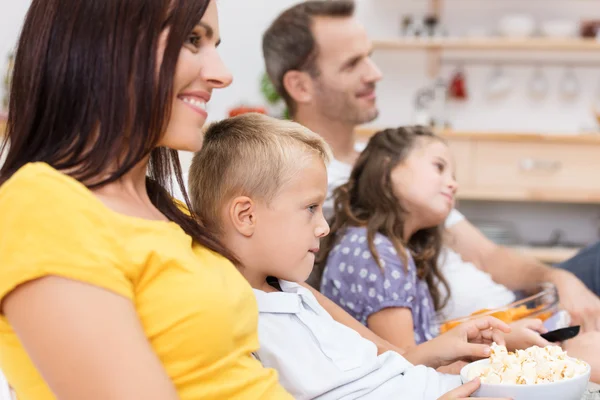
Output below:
[510,246,580,265]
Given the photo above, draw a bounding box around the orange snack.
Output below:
[440,304,554,334]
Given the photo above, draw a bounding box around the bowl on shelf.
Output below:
[439,283,559,334]
[497,14,536,38]
[541,20,579,38]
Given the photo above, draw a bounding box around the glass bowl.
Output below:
[439,282,559,333]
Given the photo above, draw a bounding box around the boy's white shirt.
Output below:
[253,280,461,400]
[325,154,515,321]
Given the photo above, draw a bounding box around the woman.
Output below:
[0,1,291,399]
[0,2,508,399]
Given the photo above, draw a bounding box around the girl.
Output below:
[0,1,292,399]
[317,126,458,348]
[317,126,600,382]
[317,126,554,351]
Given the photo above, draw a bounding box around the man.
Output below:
[262,0,600,332]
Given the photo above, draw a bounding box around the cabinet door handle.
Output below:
[519,158,562,172]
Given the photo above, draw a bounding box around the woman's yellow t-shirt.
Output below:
[0,163,291,400]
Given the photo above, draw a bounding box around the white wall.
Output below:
[0,1,30,107]
[2,0,600,246]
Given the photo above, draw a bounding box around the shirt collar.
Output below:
[253,280,322,315]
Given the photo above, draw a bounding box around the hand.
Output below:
[549,269,600,332]
[437,377,511,400]
[437,361,469,375]
[562,331,600,383]
[503,318,550,351]
[413,316,511,368]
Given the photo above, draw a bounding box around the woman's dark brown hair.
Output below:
[0,0,236,262]
[316,126,451,311]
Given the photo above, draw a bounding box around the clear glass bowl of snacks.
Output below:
[439,283,559,334]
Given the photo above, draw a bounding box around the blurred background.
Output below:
[3,0,600,265]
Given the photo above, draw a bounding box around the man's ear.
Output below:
[282,70,314,105]
[229,196,256,237]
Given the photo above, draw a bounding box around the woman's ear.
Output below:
[282,70,314,105]
[229,196,256,237]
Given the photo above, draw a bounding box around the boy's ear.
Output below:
[229,196,256,237]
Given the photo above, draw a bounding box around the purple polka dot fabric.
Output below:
[321,226,438,344]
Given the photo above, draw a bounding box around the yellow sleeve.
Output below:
[0,165,133,304]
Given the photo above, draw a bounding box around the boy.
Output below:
[188,113,509,400]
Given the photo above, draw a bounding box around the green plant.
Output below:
[259,71,289,119]
[260,72,281,105]
[2,52,14,111]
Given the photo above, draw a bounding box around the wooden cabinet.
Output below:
[357,128,600,204]
[469,141,600,203]
[446,137,474,190]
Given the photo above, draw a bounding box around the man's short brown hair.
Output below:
[262,0,355,115]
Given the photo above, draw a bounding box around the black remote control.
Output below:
[540,325,580,343]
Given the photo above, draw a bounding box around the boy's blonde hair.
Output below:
[189,113,332,233]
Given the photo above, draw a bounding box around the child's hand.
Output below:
[436,316,511,366]
[436,361,468,375]
[503,318,550,351]
[406,316,511,368]
[437,377,511,400]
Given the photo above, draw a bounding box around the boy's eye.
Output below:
[435,162,445,172]
[308,205,318,214]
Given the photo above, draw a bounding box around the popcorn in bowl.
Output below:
[467,343,588,385]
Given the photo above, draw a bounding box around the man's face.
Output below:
[309,16,382,125]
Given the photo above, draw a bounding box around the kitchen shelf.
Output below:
[373,37,600,52]
[355,127,600,145]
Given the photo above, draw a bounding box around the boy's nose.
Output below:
[316,218,330,238]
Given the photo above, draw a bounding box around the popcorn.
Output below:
[467,343,588,385]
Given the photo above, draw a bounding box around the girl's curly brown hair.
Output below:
[315,126,451,312]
